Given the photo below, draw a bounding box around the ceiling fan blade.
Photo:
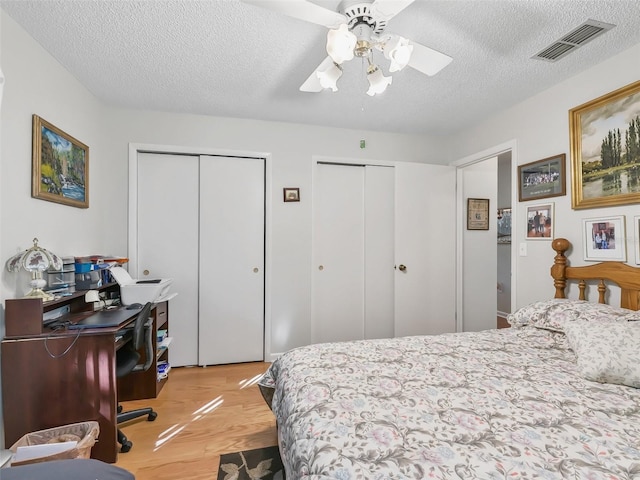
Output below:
[406,40,452,76]
[300,56,334,92]
[370,0,415,22]
[242,0,346,28]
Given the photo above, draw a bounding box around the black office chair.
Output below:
[116,302,157,453]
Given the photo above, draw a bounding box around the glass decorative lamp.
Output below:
[5,238,63,301]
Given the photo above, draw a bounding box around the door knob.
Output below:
[398,264,407,272]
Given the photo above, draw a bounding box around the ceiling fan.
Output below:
[243,0,453,96]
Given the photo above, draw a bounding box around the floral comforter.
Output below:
[259,327,640,479]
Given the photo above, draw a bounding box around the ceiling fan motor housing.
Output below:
[340,1,387,35]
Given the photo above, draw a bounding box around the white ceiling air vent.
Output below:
[532,19,615,62]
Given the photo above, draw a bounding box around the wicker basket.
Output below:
[8,421,100,466]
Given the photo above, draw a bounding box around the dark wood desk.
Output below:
[1,289,170,464]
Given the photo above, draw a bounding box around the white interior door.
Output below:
[198,155,264,365]
[312,163,365,343]
[137,152,199,367]
[395,163,456,337]
[461,157,498,332]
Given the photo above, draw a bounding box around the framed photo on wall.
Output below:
[517,154,566,202]
[582,215,626,262]
[467,198,489,230]
[526,203,554,240]
[32,115,89,208]
[283,187,300,202]
[569,80,640,209]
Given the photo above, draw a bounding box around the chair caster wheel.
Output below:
[120,441,132,453]
[148,411,158,421]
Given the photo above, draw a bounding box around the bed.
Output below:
[259,238,640,479]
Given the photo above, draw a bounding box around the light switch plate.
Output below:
[519,242,527,256]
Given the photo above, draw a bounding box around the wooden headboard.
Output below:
[551,238,640,311]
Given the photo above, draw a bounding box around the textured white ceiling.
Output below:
[2,0,640,135]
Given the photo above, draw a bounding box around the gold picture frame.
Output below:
[467,198,489,230]
[569,80,640,209]
[32,115,89,208]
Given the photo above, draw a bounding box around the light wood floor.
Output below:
[114,362,277,480]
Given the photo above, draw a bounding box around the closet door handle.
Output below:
[398,264,407,272]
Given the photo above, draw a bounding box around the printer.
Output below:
[109,266,173,306]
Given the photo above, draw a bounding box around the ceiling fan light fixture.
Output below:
[366,64,392,96]
[384,36,413,72]
[317,62,343,92]
[326,23,357,64]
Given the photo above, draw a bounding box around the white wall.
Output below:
[450,42,640,309]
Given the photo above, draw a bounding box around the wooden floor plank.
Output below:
[114,362,277,480]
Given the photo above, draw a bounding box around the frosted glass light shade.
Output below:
[384,36,413,72]
[366,66,392,96]
[326,24,356,64]
[317,62,343,92]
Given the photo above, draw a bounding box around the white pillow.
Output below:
[564,320,640,388]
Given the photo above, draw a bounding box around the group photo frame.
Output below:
[32,114,89,208]
[569,80,640,210]
[582,215,626,262]
[517,154,566,202]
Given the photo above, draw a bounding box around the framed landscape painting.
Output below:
[32,115,89,208]
[569,80,640,209]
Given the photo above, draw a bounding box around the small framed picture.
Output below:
[634,215,640,265]
[582,215,626,262]
[526,203,554,240]
[283,187,300,202]
[467,198,489,230]
[518,154,566,202]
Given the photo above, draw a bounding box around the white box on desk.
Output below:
[110,266,173,306]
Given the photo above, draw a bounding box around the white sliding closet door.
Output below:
[198,155,264,365]
[137,153,199,367]
[364,166,395,339]
[312,163,394,344]
[313,163,365,343]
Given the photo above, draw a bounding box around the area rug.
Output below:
[217,445,285,480]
